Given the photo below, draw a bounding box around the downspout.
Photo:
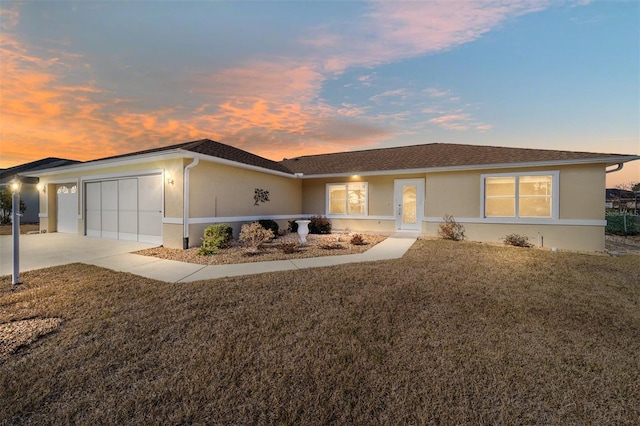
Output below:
[183,156,200,249]
[606,163,624,173]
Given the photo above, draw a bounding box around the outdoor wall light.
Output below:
[166,172,174,185]
[10,179,21,193]
[37,183,46,193]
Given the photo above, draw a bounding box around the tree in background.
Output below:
[615,181,639,192]
[0,189,26,225]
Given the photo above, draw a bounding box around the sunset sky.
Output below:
[1,0,638,186]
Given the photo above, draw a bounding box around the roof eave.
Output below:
[177,149,295,178]
[28,148,296,179]
[27,150,188,177]
[297,155,640,179]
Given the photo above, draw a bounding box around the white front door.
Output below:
[394,179,424,231]
[56,184,78,233]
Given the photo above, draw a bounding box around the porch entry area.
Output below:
[85,174,162,244]
[394,179,424,231]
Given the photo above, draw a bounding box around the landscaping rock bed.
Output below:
[135,233,387,265]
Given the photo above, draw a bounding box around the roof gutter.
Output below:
[183,156,200,249]
[606,163,624,174]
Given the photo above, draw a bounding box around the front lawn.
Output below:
[1,240,639,424]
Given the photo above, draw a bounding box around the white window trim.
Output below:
[480,171,559,220]
[325,182,369,217]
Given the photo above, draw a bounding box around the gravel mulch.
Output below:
[135,233,387,265]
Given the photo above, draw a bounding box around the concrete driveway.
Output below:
[0,233,157,277]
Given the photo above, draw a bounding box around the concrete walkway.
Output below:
[2,232,417,283]
[86,235,417,283]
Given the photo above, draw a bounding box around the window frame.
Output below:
[481,171,559,220]
[325,182,369,217]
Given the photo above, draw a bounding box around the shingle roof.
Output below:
[279,143,634,175]
[93,139,292,174]
[0,157,81,182]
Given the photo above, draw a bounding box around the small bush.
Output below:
[279,240,299,254]
[350,234,367,246]
[502,233,533,248]
[239,222,274,253]
[199,224,233,255]
[258,219,279,237]
[309,215,332,234]
[437,214,465,241]
[287,220,299,233]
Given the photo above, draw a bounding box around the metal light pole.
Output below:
[10,178,22,285]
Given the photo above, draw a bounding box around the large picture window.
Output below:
[327,182,368,216]
[483,172,557,219]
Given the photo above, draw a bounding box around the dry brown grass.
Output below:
[0,223,40,235]
[1,240,639,424]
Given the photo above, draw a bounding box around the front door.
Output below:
[394,179,424,231]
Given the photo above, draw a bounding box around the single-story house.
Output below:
[0,157,80,223]
[28,139,639,251]
[605,188,638,211]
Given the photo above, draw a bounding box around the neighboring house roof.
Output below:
[0,157,81,183]
[606,188,637,199]
[91,139,292,174]
[280,143,638,176]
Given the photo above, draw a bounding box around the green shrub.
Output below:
[606,213,640,236]
[309,215,332,234]
[287,220,299,233]
[199,224,233,255]
[258,219,279,237]
[239,222,274,253]
[437,214,465,241]
[502,233,533,248]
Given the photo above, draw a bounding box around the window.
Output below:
[327,182,368,216]
[483,173,557,219]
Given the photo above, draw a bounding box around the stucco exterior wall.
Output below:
[424,222,605,252]
[301,164,607,251]
[36,158,183,243]
[184,161,301,246]
[189,161,301,219]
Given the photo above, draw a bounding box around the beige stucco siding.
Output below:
[189,161,301,218]
[424,222,605,252]
[425,171,481,218]
[558,164,605,220]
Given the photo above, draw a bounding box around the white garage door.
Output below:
[85,175,162,244]
[56,184,78,234]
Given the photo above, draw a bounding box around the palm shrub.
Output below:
[199,224,233,255]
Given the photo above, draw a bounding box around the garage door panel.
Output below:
[101,181,118,240]
[84,175,161,244]
[138,175,162,244]
[118,179,138,241]
[85,182,101,237]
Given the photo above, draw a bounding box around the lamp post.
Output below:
[10,178,22,285]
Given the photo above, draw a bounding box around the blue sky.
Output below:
[1,0,638,186]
